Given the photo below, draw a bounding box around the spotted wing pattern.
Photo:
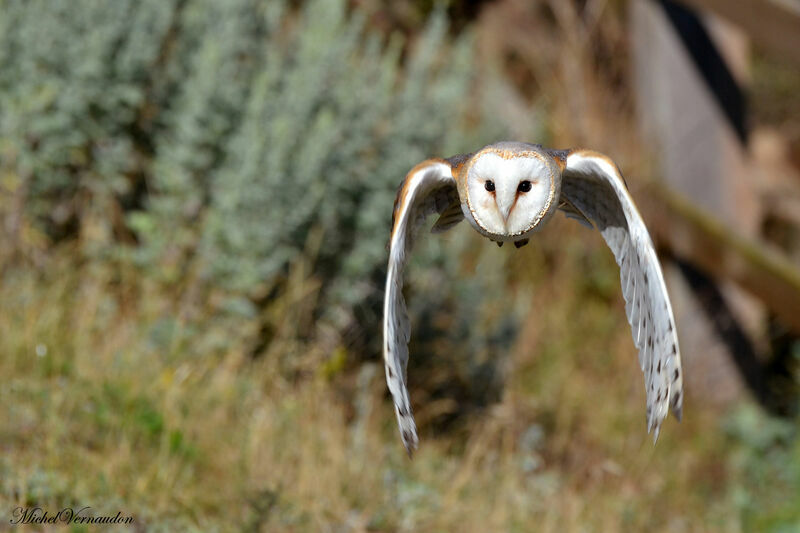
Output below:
[558,150,683,440]
[383,159,461,455]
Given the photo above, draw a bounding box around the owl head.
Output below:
[461,142,561,240]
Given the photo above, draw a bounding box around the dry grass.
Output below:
[1,229,786,532]
[2,2,798,531]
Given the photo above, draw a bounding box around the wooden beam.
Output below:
[642,181,800,334]
[676,0,800,66]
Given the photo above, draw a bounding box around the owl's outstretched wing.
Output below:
[557,149,683,441]
[384,159,462,455]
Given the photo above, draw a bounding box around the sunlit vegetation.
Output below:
[0,0,797,531]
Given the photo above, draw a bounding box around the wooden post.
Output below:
[631,0,764,406]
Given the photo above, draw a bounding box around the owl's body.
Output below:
[384,142,683,454]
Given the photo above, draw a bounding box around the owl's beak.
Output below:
[495,193,514,230]
[499,202,513,226]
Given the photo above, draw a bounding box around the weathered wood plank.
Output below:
[678,0,800,66]
[644,181,800,334]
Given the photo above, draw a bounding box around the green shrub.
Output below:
[195,0,477,307]
[0,0,174,240]
[0,0,527,405]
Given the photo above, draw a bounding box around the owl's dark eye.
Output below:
[518,180,532,193]
[484,180,495,192]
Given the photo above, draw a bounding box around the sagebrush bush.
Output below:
[0,0,172,236]
[195,0,480,311]
[0,0,527,410]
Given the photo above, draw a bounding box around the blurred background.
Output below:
[1,0,799,531]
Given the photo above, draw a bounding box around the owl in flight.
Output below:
[383,141,683,455]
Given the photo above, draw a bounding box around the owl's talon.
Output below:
[496,241,503,247]
[514,239,529,249]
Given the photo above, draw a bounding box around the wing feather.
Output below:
[558,150,683,440]
[383,159,460,455]
[430,199,465,233]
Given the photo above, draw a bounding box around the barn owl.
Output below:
[383,141,683,455]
